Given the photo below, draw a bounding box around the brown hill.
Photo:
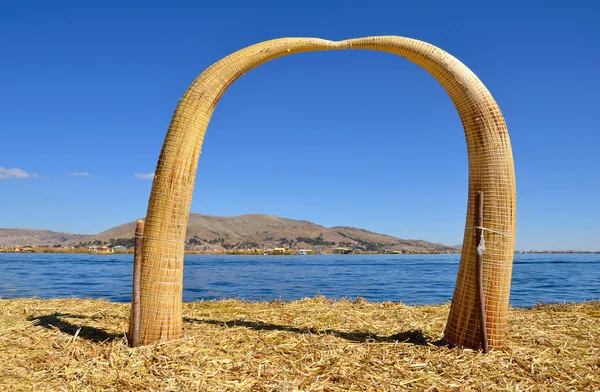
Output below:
[96,213,453,252]
[331,226,451,251]
[0,214,456,252]
[95,213,345,242]
[0,228,90,247]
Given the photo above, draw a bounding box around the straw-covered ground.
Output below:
[1,297,598,391]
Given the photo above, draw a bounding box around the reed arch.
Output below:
[135,36,516,350]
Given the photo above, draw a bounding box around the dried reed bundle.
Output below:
[139,36,516,349]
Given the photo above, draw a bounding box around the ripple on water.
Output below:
[0,253,599,306]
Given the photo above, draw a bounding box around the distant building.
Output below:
[271,248,286,255]
[22,245,36,253]
[333,247,352,254]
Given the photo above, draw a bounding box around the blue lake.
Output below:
[0,253,598,307]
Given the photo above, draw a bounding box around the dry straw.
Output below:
[138,36,516,349]
[2,297,598,391]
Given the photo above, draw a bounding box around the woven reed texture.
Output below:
[138,37,516,349]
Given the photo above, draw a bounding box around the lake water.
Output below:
[0,253,598,307]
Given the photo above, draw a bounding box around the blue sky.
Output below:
[1,0,599,250]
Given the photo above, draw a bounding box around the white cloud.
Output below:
[69,172,91,177]
[0,166,37,179]
[135,172,155,180]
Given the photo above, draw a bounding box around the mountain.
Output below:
[0,213,456,252]
[331,226,452,251]
[95,213,348,245]
[0,228,90,247]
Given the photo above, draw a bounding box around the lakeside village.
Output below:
[1,239,597,255]
[0,243,456,255]
[0,234,461,255]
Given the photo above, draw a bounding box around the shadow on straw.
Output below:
[27,313,121,343]
[184,317,443,346]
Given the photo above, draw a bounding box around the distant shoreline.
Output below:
[1,248,598,255]
[1,248,460,255]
